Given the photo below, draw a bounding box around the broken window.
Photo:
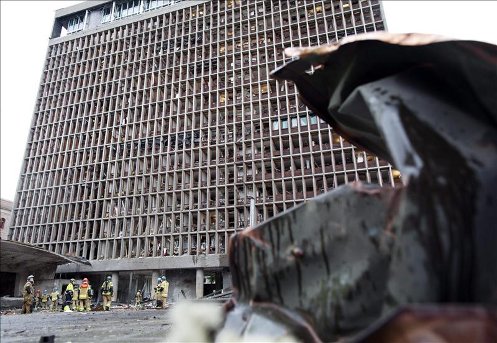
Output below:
[144,0,178,11]
[300,116,308,126]
[281,119,288,129]
[115,0,141,19]
[272,120,279,131]
[310,114,318,125]
[101,7,112,23]
[67,13,85,34]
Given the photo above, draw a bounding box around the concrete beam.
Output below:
[54,1,110,19]
[56,254,229,274]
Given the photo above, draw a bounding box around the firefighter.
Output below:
[87,284,94,311]
[64,279,75,312]
[41,290,49,310]
[153,277,161,307]
[22,275,35,314]
[159,276,170,309]
[34,289,41,311]
[78,278,91,311]
[72,284,79,311]
[50,287,60,312]
[100,275,113,311]
[135,290,143,310]
[154,277,163,308]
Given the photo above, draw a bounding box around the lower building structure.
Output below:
[56,253,230,302]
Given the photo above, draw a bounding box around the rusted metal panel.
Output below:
[352,305,497,343]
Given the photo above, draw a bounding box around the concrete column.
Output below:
[196,268,204,299]
[222,269,232,290]
[151,271,159,297]
[112,272,119,302]
[249,196,256,228]
[15,272,28,297]
[128,272,134,303]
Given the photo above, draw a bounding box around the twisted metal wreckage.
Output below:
[215,33,497,342]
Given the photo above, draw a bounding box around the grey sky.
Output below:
[1,1,497,202]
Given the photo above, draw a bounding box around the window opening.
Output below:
[67,13,85,34]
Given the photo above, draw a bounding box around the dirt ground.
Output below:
[1,307,172,342]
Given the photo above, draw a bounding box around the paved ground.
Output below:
[1,308,172,342]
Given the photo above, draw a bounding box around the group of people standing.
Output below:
[21,275,113,314]
[133,275,169,309]
[22,274,168,313]
[22,275,65,314]
[32,287,63,312]
[63,277,95,312]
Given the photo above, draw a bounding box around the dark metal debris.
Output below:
[217,33,497,342]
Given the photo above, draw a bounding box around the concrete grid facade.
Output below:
[10,0,393,299]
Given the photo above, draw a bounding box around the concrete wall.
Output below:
[13,266,58,297]
[166,269,196,303]
[222,269,232,290]
[1,198,13,240]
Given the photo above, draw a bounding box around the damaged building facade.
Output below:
[9,0,394,302]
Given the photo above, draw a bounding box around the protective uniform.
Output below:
[78,278,91,311]
[50,288,60,312]
[100,276,113,311]
[135,290,143,309]
[34,289,41,310]
[159,276,169,309]
[87,285,94,310]
[72,284,79,311]
[22,275,34,314]
[154,277,163,308]
[41,290,49,309]
[64,279,75,312]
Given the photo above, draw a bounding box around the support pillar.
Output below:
[15,272,28,297]
[112,272,119,302]
[128,272,133,303]
[222,269,232,290]
[249,196,256,228]
[196,268,204,299]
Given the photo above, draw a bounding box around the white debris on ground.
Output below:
[166,302,299,342]
[167,302,224,342]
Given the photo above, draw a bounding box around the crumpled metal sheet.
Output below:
[226,183,398,341]
[218,33,497,342]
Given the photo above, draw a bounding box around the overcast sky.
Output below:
[1,1,497,202]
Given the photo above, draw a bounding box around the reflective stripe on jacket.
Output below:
[101,281,113,295]
[79,283,89,299]
[160,281,169,298]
